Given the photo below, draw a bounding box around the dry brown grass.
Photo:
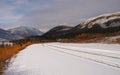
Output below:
[0,42,32,62]
[0,42,33,74]
[116,38,120,44]
[61,32,120,44]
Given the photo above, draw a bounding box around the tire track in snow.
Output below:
[43,44,120,69]
[47,44,120,60]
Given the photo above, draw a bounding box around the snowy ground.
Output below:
[102,35,120,43]
[3,43,120,75]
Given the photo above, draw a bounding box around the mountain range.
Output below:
[0,12,120,43]
[42,12,120,39]
[0,26,43,41]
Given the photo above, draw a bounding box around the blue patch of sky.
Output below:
[0,19,12,24]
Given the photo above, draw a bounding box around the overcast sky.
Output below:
[0,0,120,31]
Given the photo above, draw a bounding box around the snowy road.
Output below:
[3,43,120,75]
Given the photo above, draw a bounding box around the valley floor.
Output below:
[3,43,120,75]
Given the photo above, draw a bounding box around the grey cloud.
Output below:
[0,0,120,31]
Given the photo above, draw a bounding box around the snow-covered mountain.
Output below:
[76,12,120,29]
[71,12,120,34]
[9,26,43,37]
[0,28,22,41]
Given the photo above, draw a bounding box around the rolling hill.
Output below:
[41,12,120,43]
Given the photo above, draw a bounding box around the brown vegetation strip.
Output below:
[0,42,32,62]
[60,32,120,44]
[0,42,32,74]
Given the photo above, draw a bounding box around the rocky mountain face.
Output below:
[9,26,43,37]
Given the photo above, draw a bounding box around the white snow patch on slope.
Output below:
[104,36,120,42]
[83,12,120,28]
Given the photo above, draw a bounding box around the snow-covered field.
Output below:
[3,43,120,75]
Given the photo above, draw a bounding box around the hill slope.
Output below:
[72,12,120,33]
[42,12,120,43]
[42,25,73,39]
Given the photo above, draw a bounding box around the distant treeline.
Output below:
[0,36,56,47]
